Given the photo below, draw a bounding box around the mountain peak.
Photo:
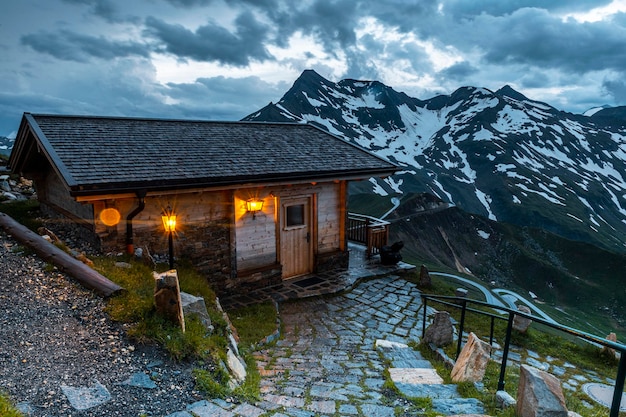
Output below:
[495,85,529,102]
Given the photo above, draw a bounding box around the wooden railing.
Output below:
[347,213,390,258]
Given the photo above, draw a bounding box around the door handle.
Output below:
[306,232,311,243]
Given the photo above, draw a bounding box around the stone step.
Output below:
[432,397,486,416]
[394,382,459,399]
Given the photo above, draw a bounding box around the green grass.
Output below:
[94,255,267,402]
[0,392,23,417]
[94,256,226,361]
[0,199,42,231]
[408,272,626,416]
[227,302,278,348]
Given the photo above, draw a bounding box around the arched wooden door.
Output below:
[280,196,313,278]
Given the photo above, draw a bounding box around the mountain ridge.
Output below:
[244,69,626,254]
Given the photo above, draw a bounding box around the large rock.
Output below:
[424,311,454,347]
[451,332,492,383]
[516,364,568,417]
[601,332,619,359]
[513,305,533,333]
[180,292,213,334]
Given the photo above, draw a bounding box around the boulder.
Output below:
[496,390,516,409]
[455,287,469,300]
[180,292,213,334]
[516,364,568,417]
[601,332,618,359]
[419,264,432,287]
[424,311,454,347]
[513,305,532,333]
[451,332,492,383]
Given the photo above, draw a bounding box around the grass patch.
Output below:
[0,199,42,231]
[0,392,23,417]
[227,302,278,348]
[94,255,266,402]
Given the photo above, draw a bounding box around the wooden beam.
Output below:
[0,212,124,297]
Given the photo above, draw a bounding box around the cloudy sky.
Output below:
[2,0,626,137]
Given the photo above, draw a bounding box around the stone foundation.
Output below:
[315,249,349,273]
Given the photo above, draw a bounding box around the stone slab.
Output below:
[60,380,111,411]
[389,368,443,385]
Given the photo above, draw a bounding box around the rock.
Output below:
[516,364,568,417]
[0,177,10,192]
[154,270,185,332]
[419,264,431,287]
[226,347,247,387]
[496,390,516,409]
[601,332,618,359]
[513,305,532,333]
[61,380,111,411]
[424,311,454,347]
[180,292,213,334]
[455,287,468,298]
[451,332,492,383]
[118,372,157,389]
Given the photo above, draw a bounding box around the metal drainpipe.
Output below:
[126,190,147,254]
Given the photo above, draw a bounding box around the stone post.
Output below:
[451,332,492,383]
[154,270,185,332]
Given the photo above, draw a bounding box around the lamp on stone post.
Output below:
[161,205,177,270]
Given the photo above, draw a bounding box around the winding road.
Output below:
[430,272,558,324]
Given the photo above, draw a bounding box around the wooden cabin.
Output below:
[9,113,398,293]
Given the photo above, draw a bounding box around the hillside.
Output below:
[244,70,626,254]
[379,192,626,337]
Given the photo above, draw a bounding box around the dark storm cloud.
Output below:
[159,0,279,7]
[473,8,626,74]
[443,0,614,19]
[144,11,272,65]
[603,77,626,104]
[439,62,478,81]
[20,30,151,62]
[269,0,359,52]
[165,75,288,118]
[359,0,440,32]
[61,0,136,23]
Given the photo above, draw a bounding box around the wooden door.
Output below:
[280,197,313,278]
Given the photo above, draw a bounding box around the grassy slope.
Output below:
[351,192,626,340]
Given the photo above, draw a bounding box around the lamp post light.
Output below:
[161,206,177,270]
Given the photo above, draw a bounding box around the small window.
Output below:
[286,204,305,227]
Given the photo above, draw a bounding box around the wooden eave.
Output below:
[8,114,77,191]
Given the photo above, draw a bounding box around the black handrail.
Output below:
[421,293,626,417]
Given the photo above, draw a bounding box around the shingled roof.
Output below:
[9,113,398,196]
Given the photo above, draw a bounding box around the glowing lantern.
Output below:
[100,208,121,226]
[246,198,264,219]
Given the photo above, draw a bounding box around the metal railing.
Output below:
[347,212,390,257]
[420,294,626,417]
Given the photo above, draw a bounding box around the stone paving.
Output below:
[166,275,487,417]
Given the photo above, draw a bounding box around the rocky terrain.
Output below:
[0,228,204,416]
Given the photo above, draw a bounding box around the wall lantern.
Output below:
[161,205,177,269]
[246,198,264,219]
[100,207,121,226]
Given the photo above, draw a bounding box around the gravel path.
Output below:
[0,229,204,416]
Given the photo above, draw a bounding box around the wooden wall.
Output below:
[233,190,277,271]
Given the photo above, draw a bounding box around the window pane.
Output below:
[286,204,305,226]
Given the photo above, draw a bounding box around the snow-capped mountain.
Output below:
[245,70,626,253]
[0,136,14,156]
